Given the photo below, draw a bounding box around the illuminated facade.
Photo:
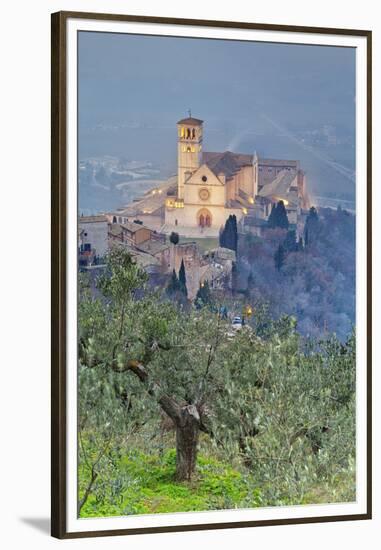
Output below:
[165,117,257,234]
[115,116,310,238]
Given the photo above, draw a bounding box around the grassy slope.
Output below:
[79,446,355,518]
[80,449,261,517]
[180,237,219,253]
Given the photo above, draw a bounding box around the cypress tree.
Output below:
[231,260,238,291]
[220,215,238,252]
[231,214,238,251]
[283,229,297,252]
[274,244,285,271]
[304,207,319,247]
[268,201,289,230]
[276,201,289,230]
[178,259,187,297]
[166,269,180,296]
[219,225,225,248]
[247,271,255,290]
[297,236,304,251]
[195,280,211,308]
[308,206,319,223]
[267,204,277,228]
[219,218,228,248]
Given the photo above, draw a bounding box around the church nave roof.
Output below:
[202,150,253,180]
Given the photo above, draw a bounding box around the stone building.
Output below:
[78,215,108,260]
[108,116,310,240]
[108,221,152,248]
[164,117,309,236]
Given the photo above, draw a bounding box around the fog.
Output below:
[78,30,356,212]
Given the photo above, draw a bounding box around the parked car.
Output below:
[231,316,242,330]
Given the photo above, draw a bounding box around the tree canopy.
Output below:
[78,247,356,516]
[169,231,180,245]
[267,201,289,230]
[220,215,238,252]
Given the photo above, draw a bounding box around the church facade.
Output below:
[164,116,309,236]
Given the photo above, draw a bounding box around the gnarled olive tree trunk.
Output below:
[124,360,201,481]
[175,405,200,481]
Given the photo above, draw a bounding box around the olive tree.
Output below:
[79,248,228,482]
[79,248,355,504]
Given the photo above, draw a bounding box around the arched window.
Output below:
[197,208,212,228]
[112,216,117,223]
[192,128,196,139]
[187,146,191,153]
[186,128,191,138]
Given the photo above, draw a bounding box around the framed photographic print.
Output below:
[51,11,372,539]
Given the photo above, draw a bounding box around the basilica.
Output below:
[164,116,310,235]
[113,115,310,237]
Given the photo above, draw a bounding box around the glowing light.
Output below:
[242,207,248,215]
[248,197,254,204]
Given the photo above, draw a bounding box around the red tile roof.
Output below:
[203,151,253,179]
[177,117,204,126]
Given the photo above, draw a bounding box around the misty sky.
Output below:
[78,30,356,201]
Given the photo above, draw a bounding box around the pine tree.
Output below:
[274,244,285,271]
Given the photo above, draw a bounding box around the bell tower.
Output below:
[177,114,203,200]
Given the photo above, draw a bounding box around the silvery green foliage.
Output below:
[78,248,355,510]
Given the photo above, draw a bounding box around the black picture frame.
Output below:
[51,10,372,539]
